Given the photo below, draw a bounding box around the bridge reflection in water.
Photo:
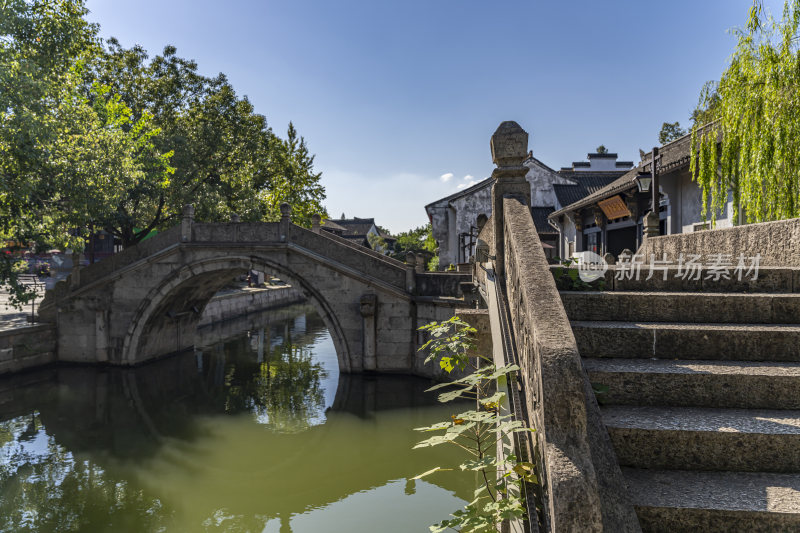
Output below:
[0,305,471,532]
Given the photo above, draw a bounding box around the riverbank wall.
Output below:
[0,324,57,375]
[197,284,305,327]
[0,284,303,376]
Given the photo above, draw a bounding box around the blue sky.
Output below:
[85,0,783,233]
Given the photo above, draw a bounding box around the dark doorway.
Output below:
[607,226,637,257]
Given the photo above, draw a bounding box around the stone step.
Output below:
[622,467,800,532]
[599,266,800,293]
[573,321,800,361]
[602,405,800,472]
[584,357,800,409]
[562,291,800,324]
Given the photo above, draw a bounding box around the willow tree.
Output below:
[691,0,800,225]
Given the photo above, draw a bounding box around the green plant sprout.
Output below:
[413,316,536,532]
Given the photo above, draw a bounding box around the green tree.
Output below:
[658,121,687,144]
[691,0,800,224]
[1,0,170,303]
[390,223,435,258]
[90,41,326,244]
[595,145,608,154]
[1,1,327,306]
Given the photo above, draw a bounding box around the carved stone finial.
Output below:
[490,121,529,168]
[280,203,291,219]
[230,213,240,223]
[405,251,416,265]
[312,213,321,226]
[183,204,195,218]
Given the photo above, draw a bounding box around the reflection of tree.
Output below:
[0,415,170,532]
[221,336,328,433]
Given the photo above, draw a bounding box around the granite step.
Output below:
[599,266,800,293]
[622,467,800,532]
[573,321,800,361]
[602,405,800,472]
[584,357,800,409]
[562,291,800,324]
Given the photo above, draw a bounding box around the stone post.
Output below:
[230,213,240,223]
[643,210,660,239]
[360,294,377,371]
[490,122,531,277]
[70,251,81,290]
[181,204,195,242]
[311,213,321,234]
[279,203,291,243]
[405,252,417,293]
[415,254,426,274]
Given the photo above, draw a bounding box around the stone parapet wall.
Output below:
[197,285,305,327]
[414,272,471,297]
[290,226,408,290]
[501,197,639,532]
[0,324,56,375]
[638,217,800,267]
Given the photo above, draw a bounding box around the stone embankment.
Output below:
[197,284,304,327]
[0,284,303,376]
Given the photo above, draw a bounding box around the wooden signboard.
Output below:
[597,195,631,220]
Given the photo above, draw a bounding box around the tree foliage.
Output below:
[89,40,326,245]
[414,317,536,532]
[658,121,687,144]
[1,0,169,301]
[1,0,326,304]
[390,223,435,258]
[691,0,800,225]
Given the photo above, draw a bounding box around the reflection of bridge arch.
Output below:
[122,255,352,372]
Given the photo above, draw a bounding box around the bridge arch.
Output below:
[121,255,352,371]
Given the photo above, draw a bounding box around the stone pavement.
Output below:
[0,286,46,332]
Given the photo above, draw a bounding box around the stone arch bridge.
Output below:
[39,206,468,375]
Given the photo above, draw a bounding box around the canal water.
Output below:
[0,304,472,532]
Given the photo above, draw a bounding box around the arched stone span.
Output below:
[38,218,467,377]
[121,255,352,371]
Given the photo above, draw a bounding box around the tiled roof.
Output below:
[549,129,698,220]
[553,184,591,208]
[321,219,347,232]
[530,207,557,234]
[328,218,376,237]
[552,173,620,210]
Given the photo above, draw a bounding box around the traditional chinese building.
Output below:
[425,151,631,267]
[547,132,740,259]
[322,217,396,253]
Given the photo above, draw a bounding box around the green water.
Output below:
[0,305,472,532]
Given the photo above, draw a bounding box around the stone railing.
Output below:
[314,226,407,268]
[501,197,639,532]
[638,216,800,267]
[290,225,408,291]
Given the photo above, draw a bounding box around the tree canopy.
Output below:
[389,224,436,259]
[1,0,326,303]
[691,0,800,225]
[658,122,686,145]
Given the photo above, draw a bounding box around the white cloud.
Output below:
[462,174,474,181]
[440,172,454,182]
[456,178,478,190]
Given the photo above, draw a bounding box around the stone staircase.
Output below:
[560,268,800,532]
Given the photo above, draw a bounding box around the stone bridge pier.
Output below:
[39,205,468,377]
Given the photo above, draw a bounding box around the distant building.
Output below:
[425,151,632,267]
[547,132,738,258]
[322,217,396,253]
